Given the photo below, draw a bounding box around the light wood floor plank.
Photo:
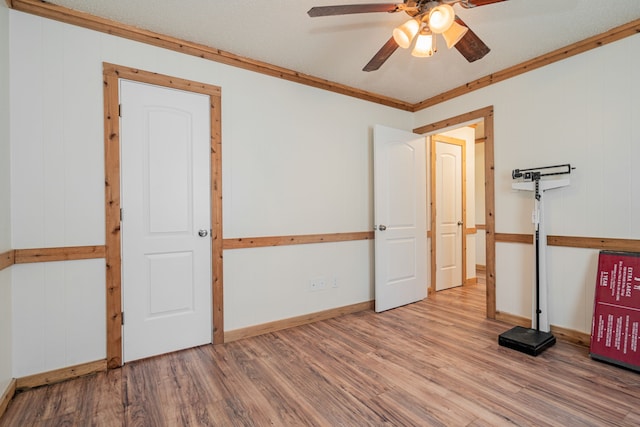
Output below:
[2,281,640,426]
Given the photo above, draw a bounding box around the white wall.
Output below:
[0,0,13,393]
[9,10,413,376]
[414,34,640,334]
[11,8,640,379]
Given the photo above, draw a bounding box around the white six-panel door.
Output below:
[120,79,212,362]
[374,125,427,312]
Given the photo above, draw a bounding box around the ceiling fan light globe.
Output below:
[392,19,420,49]
[442,21,469,48]
[429,4,455,34]
[411,33,435,57]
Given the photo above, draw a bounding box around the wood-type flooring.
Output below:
[3,280,640,426]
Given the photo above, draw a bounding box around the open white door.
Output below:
[120,80,212,362]
[434,137,463,291]
[374,125,427,312]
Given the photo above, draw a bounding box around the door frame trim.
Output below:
[414,106,496,318]
[430,135,466,293]
[103,63,223,368]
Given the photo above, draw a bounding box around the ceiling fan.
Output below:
[307,0,507,71]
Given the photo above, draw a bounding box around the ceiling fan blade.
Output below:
[453,18,490,62]
[363,37,399,72]
[308,4,401,17]
[462,0,507,7]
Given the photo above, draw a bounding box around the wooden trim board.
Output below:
[551,324,591,348]
[0,250,14,271]
[14,246,105,264]
[210,81,224,346]
[0,379,16,421]
[223,231,373,250]
[495,233,534,245]
[103,65,123,369]
[496,233,640,252]
[495,311,530,328]
[224,301,374,343]
[429,138,437,294]
[1,232,373,268]
[16,359,107,390]
[8,234,635,265]
[547,235,640,252]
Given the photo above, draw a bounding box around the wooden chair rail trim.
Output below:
[9,1,640,112]
[224,300,374,343]
[0,250,15,271]
[0,379,16,421]
[0,232,373,270]
[222,231,374,250]
[9,0,413,112]
[4,234,636,266]
[15,359,107,391]
[496,233,640,252]
[547,235,640,252]
[13,245,106,264]
[495,233,534,244]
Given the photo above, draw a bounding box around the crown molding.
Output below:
[8,1,640,112]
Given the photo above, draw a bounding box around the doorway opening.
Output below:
[414,106,496,318]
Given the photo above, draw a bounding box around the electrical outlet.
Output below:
[332,276,339,288]
[309,277,327,291]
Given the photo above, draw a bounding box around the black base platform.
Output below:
[498,326,556,356]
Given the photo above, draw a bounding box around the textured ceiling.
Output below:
[43,0,640,104]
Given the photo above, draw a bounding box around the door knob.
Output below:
[378,224,387,231]
[457,221,463,226]
[198,229,209,237]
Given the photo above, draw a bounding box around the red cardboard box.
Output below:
[590,251,640,371]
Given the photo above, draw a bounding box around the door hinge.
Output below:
[120,208,123,221]
[119,104,122,117]
[121,312,124,325]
